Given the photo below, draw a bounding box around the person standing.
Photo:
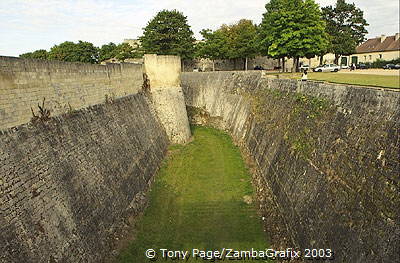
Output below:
[301,69,308,81]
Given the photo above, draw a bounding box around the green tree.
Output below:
[259,0,328,72]
[114,43,144,62]
[140,9,195,59]
[48,41,99,64]
[196,29,229,71]
[225,19,258,70]
[20,49,49,60]
[322,0,368,64]
[99,42,117,62]
[197,20,258,71]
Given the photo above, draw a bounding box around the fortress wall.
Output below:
[0,56,143,130]
[0,94,169,262]
[182,71,400,262]
[144,54,191,144]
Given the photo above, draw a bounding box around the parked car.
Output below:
[395,64,400,69]
[383,63,396,69]
[356,63,368,69]
[299,64,310,71]
[340,65,349,69]
[254,65,264,70]
[313,64,340,72]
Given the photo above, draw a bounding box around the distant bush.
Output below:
[365,58,400,68]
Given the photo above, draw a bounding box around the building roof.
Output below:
[356,34,400,54]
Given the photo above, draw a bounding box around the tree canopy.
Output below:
[114,43,144,61]
[322,0,368,62]
[99,42,118,62]
[20,49,49,60]
[196,29,230,69]
[197,19,258,70]
[226,19,259,69]
[48,41,99,64]
[19,40,145,64]
[140,9,195,59]
[259,0,328,71]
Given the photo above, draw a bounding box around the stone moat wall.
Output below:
[0,94,169,262]
[182,71,399,262]
[0,56,143,130]
[0,56,179,262]
[1,56,399,262]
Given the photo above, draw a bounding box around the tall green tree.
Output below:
[140,10,195,59]
[99,42,117,62]
[48,41,99,64]
[196,29,229,71]
[197,20,258,71]
[225,19,258,70]
[259,0,328,72]
[20,49,49,60]
[322,0,368,64]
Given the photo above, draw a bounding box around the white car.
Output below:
[299,64,310,71]
[313,64,340,72]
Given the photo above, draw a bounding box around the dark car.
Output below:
[254,65,264,70]
[383,64,396,69]
[356,63,367,69]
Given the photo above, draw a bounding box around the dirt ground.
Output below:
[338,69,400,76]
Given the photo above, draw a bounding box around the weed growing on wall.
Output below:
[105,93,116,104]
[31,98,51,123]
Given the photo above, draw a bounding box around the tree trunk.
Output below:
[212,60,215,72]
[245,57,248,71]
[334,54,340,65]
[282,57,285,73]
[292,57,297,73]
[296,57,300,72]
[319,55,324,65]
[181,60,184,72]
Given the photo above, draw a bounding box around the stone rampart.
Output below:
[0,94,169,262]
[144,54,191,144]
[0,56,143,130]
[182,71,400,262]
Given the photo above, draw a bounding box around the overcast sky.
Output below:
[0,0,399,57]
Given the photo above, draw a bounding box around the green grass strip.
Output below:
[117,126,268,262]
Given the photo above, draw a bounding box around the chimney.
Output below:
[395,33,400,41]
[380,34,387,43]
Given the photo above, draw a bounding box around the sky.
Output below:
[0,0,399,57]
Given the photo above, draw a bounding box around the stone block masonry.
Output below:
[0,94,169,262]
[0,56,143,130]
[0,55,191,262]
[182,71,400,262]
[144,54,191,144]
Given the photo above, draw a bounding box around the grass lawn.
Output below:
[308,72,399,89]
[117,126,268,262]
[271,72,399,89]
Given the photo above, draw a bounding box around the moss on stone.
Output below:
[248,88,333,159]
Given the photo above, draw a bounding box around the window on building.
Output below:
[364,56,367,61]
[379,54,383,59]
[369,55,372,60]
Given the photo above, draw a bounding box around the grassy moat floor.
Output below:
[117,126,268,262]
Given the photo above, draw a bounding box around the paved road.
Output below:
[339,69,400,76]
